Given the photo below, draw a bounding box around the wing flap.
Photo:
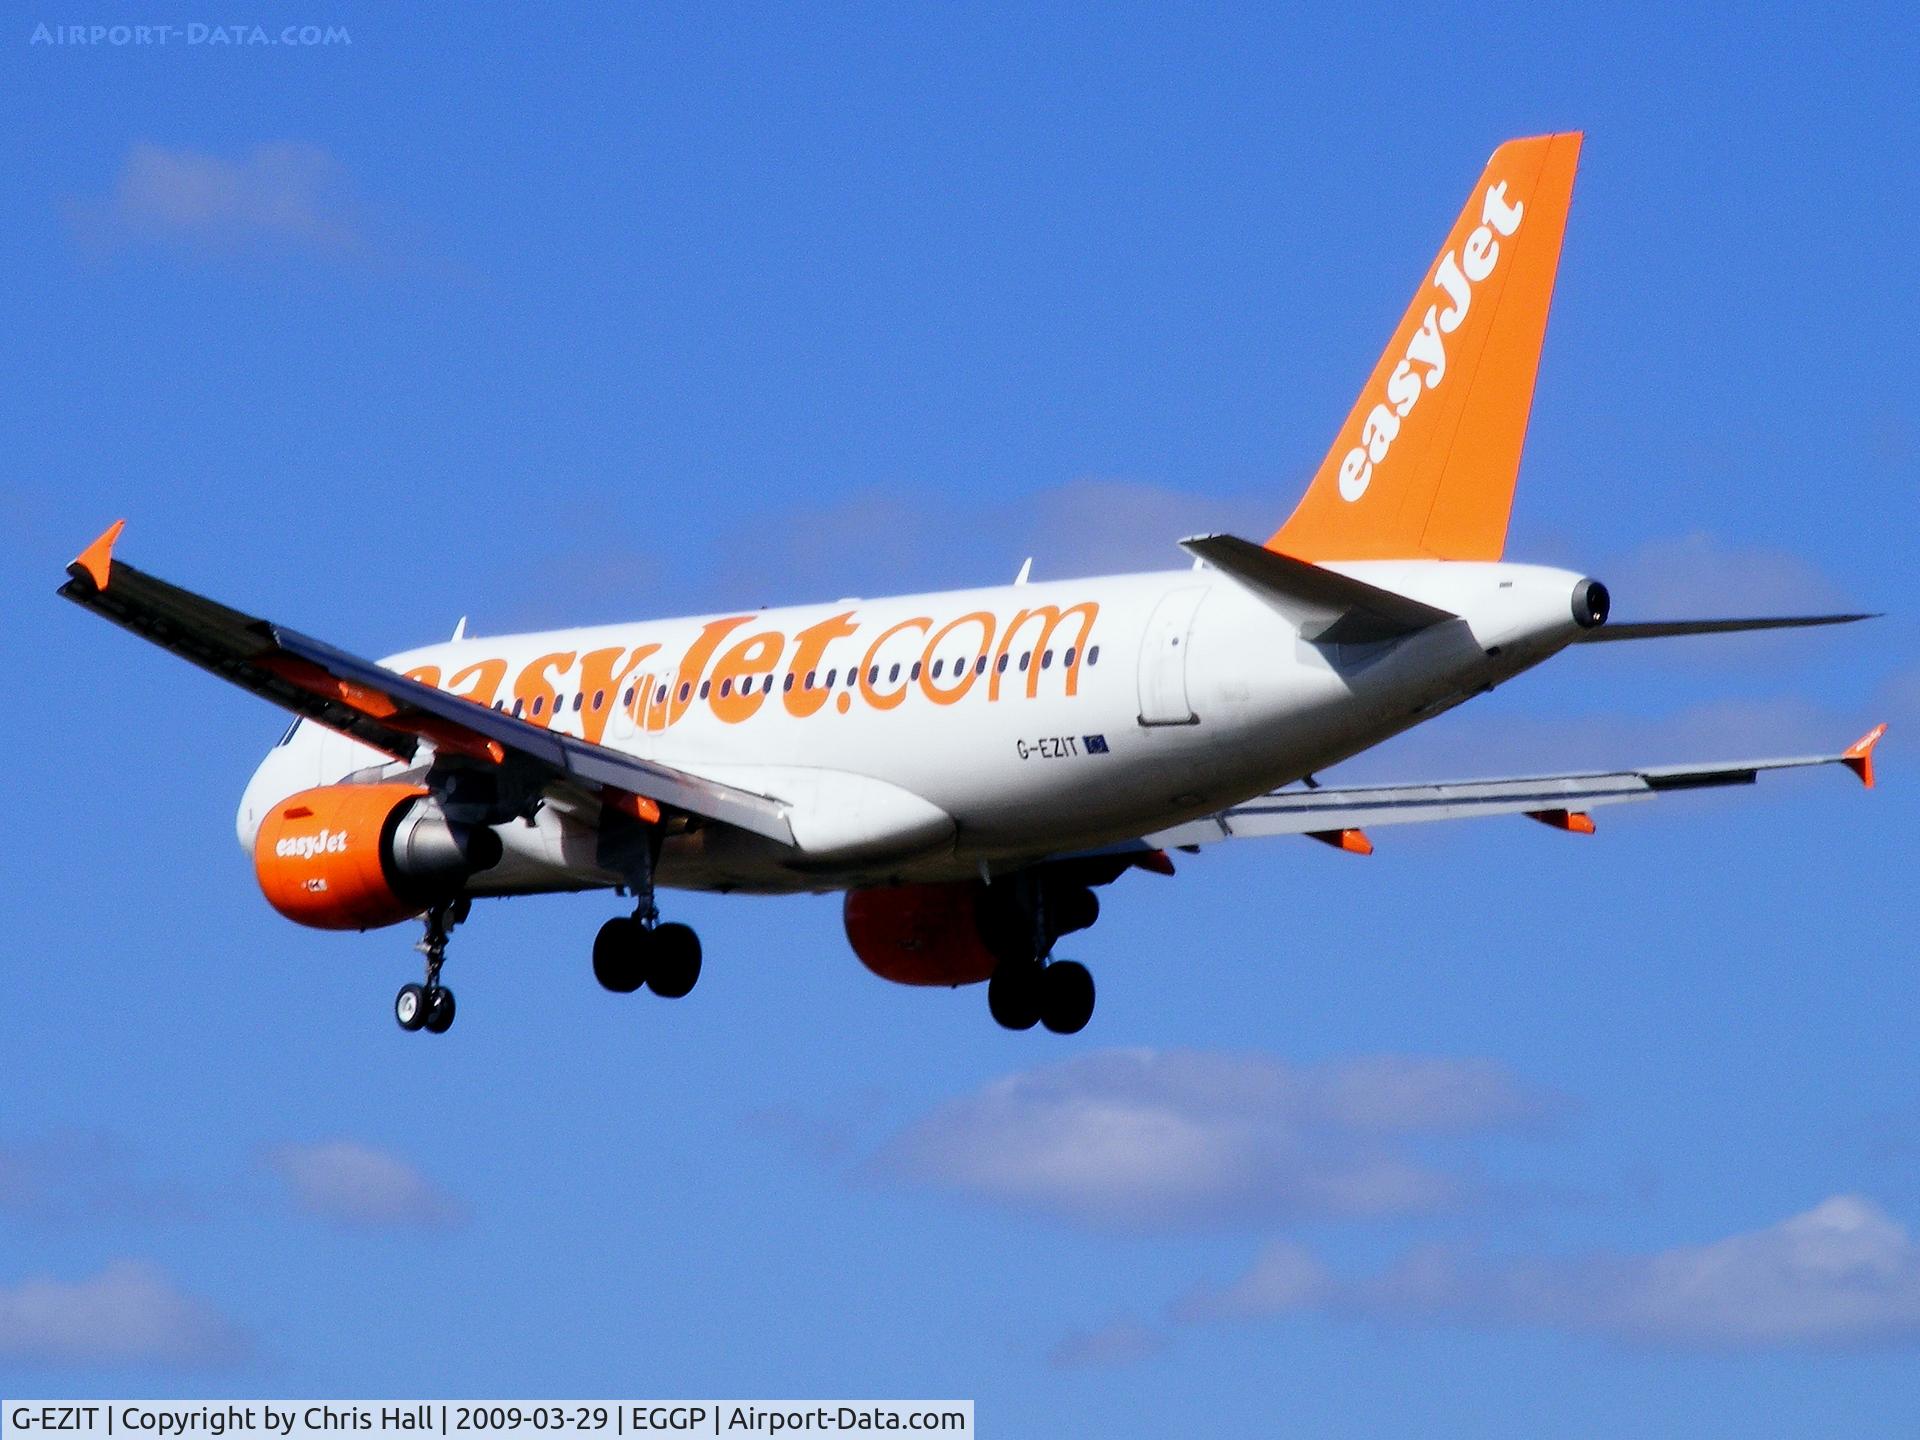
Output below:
[1136,730,1883,851]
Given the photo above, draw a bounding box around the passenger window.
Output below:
[678,682,691,703]
[700,681,711,699]
[1064,647,1076,666]
[573,693,585,711]
[888,663,900,683]
[976,656,988,675]
[719,678,732,698]
[996,654,1008,674]
[783,673,795,692]
[868,666,880,686]
[825,669,837,687]
[1019,652,1031,672]
[805,670,817,689]
[1088,645,1101,665]
[513,699,525,716]
[656,685,668,705]
[931,659,944,679]
[623,688,635,707]
[910,662,921,681]
[1041,649,1053,669]
[532,697,545,716]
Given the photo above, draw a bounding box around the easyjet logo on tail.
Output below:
[1338,181,1526,503]
[1270,131,1581,565]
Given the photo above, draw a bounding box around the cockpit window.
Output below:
[275,717,302,747]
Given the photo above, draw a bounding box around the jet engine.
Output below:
[844,875,1101,986]
[253,784,503,931]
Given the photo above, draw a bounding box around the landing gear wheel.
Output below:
[394,983,428,1032]
[1040,961,1095,1035]
[593,916,649,993]
[988,961,1043,1031]
[647,923,703,999]
[423,987,456,1033]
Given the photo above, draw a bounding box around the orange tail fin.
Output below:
[1270,133,1583,562]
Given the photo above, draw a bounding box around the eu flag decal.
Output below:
[1084,734,1110,755]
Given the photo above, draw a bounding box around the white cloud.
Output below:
[1047,1317,1169,1369]
[76,141,365,255]
[532,476,1278,626]
[265,1140,464,1230]
[0,1261,246,1368]
[1181,1196,1920,1351]
[0,1132,199,1224]
[873,1049,1550,1231]
[1173,1239,1331,1323]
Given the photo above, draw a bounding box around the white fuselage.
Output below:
[237,560,1590,894]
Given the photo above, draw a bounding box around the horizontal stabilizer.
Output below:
[1180,533,1456,644]
[1580,614,1876,643]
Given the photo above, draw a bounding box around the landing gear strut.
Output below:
[395,898,465,1034]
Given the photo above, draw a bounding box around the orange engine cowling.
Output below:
[843,881,1003,986]
[843,877,1102,987]
[253,784,504,931]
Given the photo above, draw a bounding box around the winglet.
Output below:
[1842,723,1887,789]
[69,519,127,591]
[1308,828,1374,856]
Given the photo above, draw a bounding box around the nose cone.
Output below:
[236,755,271,854]
[237,723,321,855]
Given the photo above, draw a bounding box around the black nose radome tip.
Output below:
[1572,579,1610,629]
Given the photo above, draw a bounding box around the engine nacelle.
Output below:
[253,784,503,931]
[843,877,1101,987]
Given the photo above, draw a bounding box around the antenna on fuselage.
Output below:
[1014,557,1033,585]
[451,616,468,641]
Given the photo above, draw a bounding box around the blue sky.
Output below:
[5,3,1918,1434]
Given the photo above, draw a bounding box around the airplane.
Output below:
[60,132,1883,1038]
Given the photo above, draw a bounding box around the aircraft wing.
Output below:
[56,522,797,846]
[1133,727,1885,855]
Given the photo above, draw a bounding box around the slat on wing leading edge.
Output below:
[58,525,797,847]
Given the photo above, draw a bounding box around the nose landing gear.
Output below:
[395,898,465,1034]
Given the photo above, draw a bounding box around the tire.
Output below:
[423,987,457,1034]
[394,983,428,1032]
[647,922,703,999]
[987,961,1042,1031]
[593,916,648,993]
[1040,961,1095,1035]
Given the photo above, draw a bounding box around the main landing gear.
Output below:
[982,869,1101,1035]
[396,897,467,1035]
[592,910,703,999]
[988,957,1095,1035]
[590,803,701,1001]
